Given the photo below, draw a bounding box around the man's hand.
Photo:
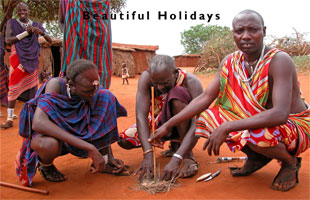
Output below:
[148,124,170,149]
[203,123,229,156]
[31,27,44,36]
[26,26,33,34]
[107,158,125,174]
[134,152,154,182]
[88,147,106,173]
[160,157,182,181]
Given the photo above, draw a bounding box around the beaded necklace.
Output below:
[16,18,32,29]
[237,45,265,82]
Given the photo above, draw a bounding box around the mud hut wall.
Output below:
[174,56,200,68]
[132,50,156,74]
[112,49,135,77]
[38,47,53,75]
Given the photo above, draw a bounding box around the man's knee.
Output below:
[117,138,136,150]
[31,135,61,155]
[171,99,187,115]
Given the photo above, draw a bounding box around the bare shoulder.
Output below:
[269,50,295,75]
[137,70,152,92]
[184,71,203,97]
[45,78,61,94]
[185,72,201,86]
[138,71,151,84]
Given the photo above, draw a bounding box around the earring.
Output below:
[66,84,71,98]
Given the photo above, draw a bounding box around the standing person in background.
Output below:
[58,0,112,89]
[1,2,52,129]
[121,63,129,85]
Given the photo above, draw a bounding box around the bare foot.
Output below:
[230,157,271,176]
[271,157,301,191]
[90,162,132,176]
[160,142,180,157]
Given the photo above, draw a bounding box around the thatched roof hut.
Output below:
[4,39,159,78]
[112,43,159,77]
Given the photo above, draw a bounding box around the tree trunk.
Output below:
[1,0,19,35]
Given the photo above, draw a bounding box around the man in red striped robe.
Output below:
[59,0,112,89]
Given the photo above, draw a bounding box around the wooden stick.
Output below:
[0,181,49,195]
[151,86,157,181]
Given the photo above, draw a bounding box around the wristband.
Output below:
[41,32,46,36]
[16,31,29,40]
[143,149,153,155]
[173,153,183,160]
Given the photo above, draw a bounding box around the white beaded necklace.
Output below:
[238,45,265,82]
[16,18,32,29]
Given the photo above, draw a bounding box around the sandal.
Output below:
[1,120,13,129]
[179,158,199,178]
[37,162,67,182]
[271,157,301,191]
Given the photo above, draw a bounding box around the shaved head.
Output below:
[149,55,177,74]
[17,2,29,9]
[233,9,264,27]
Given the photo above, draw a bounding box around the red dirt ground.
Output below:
[1,68,309,199]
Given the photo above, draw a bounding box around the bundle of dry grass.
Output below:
[137,179,179,194]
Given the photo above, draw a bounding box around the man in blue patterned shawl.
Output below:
[16,59,129,186]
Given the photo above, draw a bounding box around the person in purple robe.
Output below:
[1,2,52,129]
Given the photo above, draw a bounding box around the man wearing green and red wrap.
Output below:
[150,10,310,191]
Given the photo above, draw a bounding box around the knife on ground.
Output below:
[204,168,221,182]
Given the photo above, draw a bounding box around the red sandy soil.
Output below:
[0,68,309,199]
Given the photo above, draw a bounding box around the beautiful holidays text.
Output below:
[83,11,220,22]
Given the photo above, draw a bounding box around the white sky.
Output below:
[111,0,310,56]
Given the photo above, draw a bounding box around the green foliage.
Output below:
[44,21,63,38]
[292,55,310,73]
[27,0,59,23]
[181,24,232,54]
[1,0,127,33]
[194,26,237,73]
